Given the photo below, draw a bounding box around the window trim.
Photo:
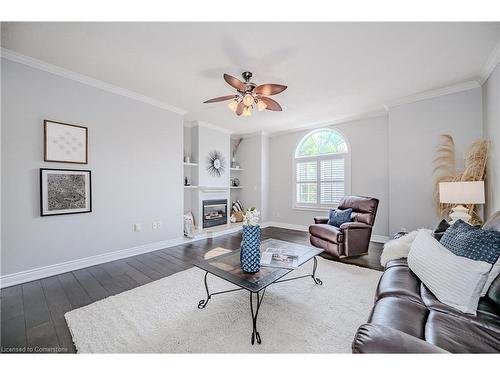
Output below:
[293,128,351,211]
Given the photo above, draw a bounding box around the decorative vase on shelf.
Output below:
[240,208,261,273]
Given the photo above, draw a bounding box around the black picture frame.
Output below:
[40,168,92,216]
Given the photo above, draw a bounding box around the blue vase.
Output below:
[240,225,261,273]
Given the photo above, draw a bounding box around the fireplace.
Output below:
[202,199,228,228]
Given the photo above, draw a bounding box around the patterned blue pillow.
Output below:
[327,208,352,227]
[440,220,500,264]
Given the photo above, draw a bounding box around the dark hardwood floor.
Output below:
[0,227,382,353]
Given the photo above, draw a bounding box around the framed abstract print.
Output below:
[40,168,92,216]
[44,120,88,164]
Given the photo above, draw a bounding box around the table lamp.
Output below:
[439,181,485,224]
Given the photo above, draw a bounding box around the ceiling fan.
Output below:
[203,72,287,117]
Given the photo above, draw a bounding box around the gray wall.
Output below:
[388,88,483,234]
[261,135,270,221]
[483,62,500,218]
[268,115,390,237]
[1,59,183,276]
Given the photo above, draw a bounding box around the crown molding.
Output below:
[195,120,234,134]
[384,80,481,109]
[478,38,500,85]
[0,48,187,115]
[232,130,270,139]
[267,108,388,138]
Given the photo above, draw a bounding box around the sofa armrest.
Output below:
[352,324,448,353]
[314,217,329,224]
[340,221,371,230]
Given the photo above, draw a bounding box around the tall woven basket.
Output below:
[240,225,261,273]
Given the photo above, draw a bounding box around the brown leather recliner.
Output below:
[309,195,379,258]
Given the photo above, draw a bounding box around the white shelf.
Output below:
[230,186,244,189]
[230,168,244,171]
[184,185,198,189]
[184,162,198,167]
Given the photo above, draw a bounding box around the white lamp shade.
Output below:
[439,181,485,204]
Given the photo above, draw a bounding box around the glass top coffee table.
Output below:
[194,239,323,345]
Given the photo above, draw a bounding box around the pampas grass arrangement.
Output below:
[433,135,489,225]
[432,134,456,217]
[460,139,489,224]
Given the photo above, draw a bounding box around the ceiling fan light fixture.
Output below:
[242,106,252,116]
[204,72,287,117]
[228,99,239,112]
[257,99,267,111]
[242,93,255,107]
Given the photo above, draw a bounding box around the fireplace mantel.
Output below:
[199,186,229,193]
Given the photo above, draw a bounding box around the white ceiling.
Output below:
[2,22,500,134]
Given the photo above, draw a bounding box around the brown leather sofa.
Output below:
[352,211,500,353]
[309,196,379,258]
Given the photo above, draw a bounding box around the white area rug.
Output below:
[65,258,381,353]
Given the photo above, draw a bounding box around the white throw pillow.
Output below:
[407,230,491,315]
[482,258,500,296]
[380,229,431,267]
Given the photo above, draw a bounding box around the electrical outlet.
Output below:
[134,223,142,232]
[157,221,162,229]
[152,221,162,230]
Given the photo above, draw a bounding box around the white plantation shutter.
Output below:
[294,129,349,209]
[296,161,317,204]
[296,161,316,182]
[320,158,345,205]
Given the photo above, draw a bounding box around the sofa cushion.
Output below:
[375,262,422,303]
[425,310,500,353]
[327,208,352,227]
[368,296,428,339]
[433,219,450,241]
[309,224,343,243]
[408,230,491,314]
[420,283,500,332]
[440,219,500,265]
[352,323,447,353]
[384,258,409,269]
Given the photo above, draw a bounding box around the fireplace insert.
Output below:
[202,199,228,228]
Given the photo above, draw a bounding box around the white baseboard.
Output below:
[262,221,309,232]
[0,221,389,288]
[0,237,188,288]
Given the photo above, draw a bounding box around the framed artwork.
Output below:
[44,120,88,164]
[40,168,92,216]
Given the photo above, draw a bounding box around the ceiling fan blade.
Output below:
[255,84,287,96]
[224,74,246,91]
[235,101,244,116]
[203,95,237,103]
[260,96,282,111]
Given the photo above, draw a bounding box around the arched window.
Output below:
[294,128,350,209]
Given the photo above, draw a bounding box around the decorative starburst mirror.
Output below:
[206,150,226,177]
